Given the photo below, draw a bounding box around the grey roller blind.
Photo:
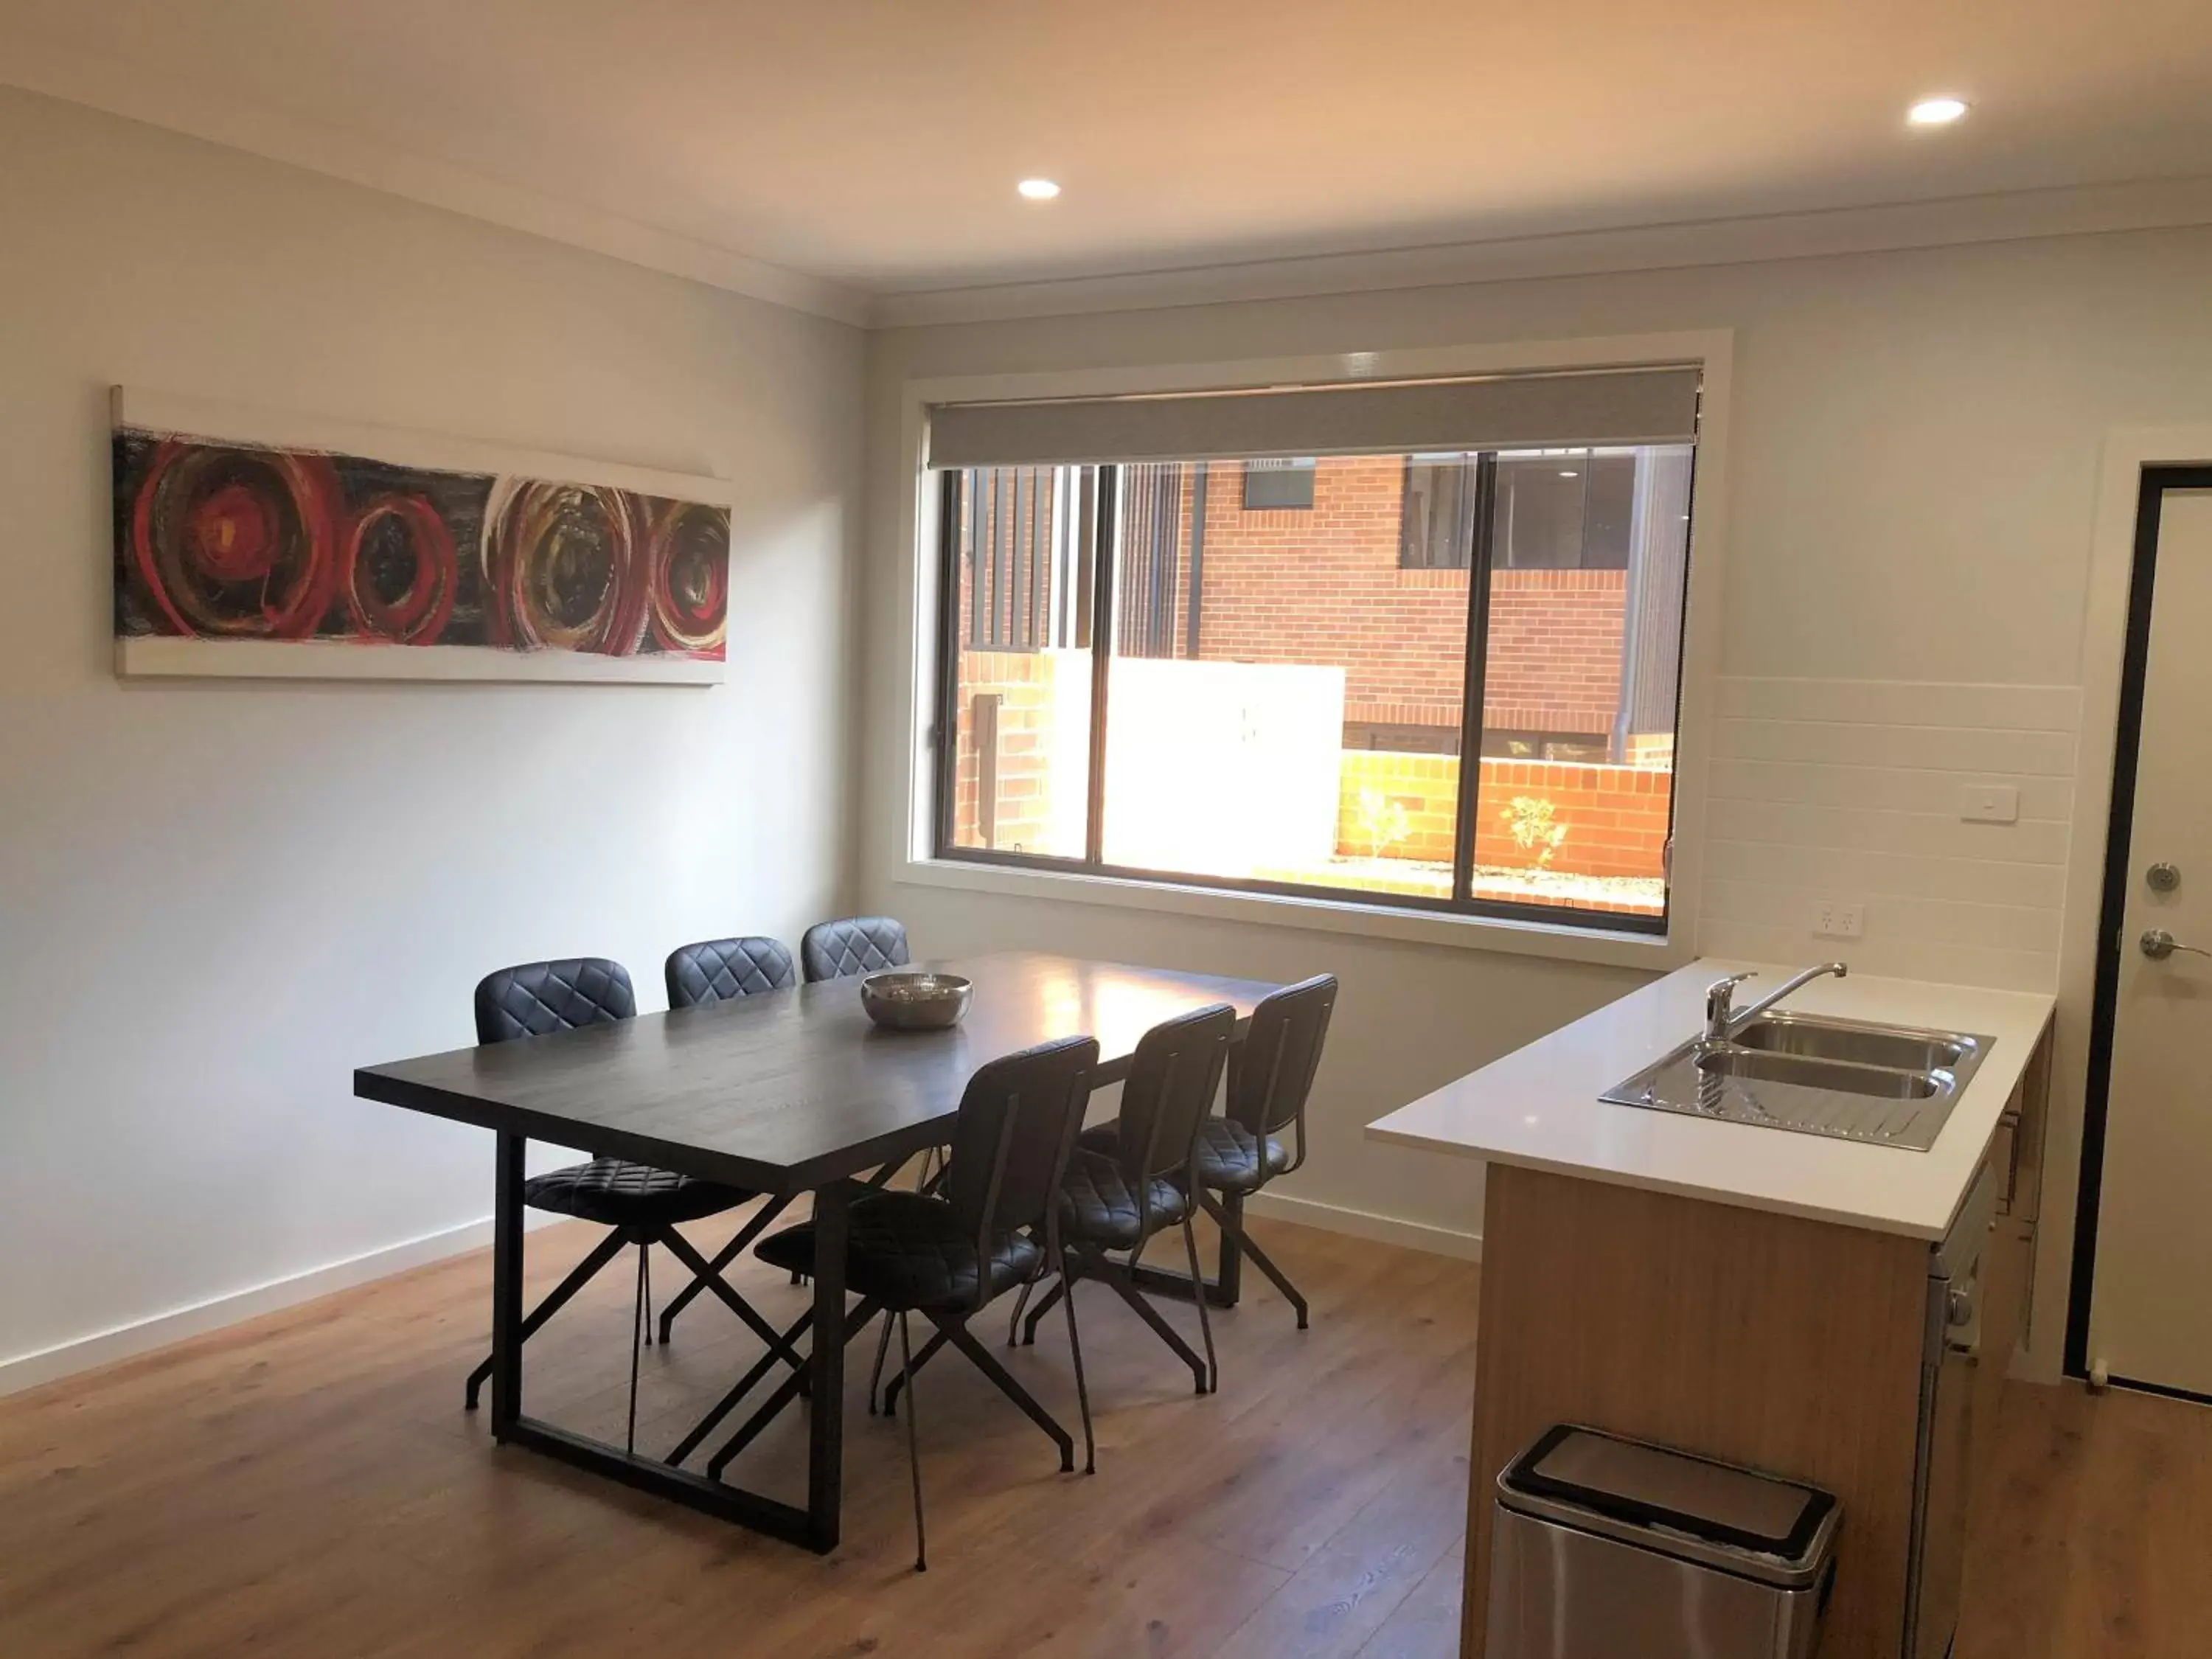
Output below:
[928,365,1701,469]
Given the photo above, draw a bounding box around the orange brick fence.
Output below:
[1339,750,1671,880]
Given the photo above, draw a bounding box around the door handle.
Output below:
[2140,928,2211,961]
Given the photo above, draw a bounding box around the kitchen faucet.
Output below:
[1703,962,1848,1042]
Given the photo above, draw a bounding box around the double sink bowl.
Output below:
[1601,1010,1994,1151]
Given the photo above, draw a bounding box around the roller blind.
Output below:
[928,364,1701,470]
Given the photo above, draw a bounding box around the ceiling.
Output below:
[4,0,2210,314]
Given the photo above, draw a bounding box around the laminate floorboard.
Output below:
[5,1208,2208,1658]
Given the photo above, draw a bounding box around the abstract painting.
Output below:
[111,389,731,682]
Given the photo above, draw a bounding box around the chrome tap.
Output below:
[1703,962,1848,1043]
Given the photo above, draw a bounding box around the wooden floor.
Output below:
[1,1211,2206,1659]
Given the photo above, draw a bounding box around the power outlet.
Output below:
[1811,900,1865,940]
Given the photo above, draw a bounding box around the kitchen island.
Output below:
[1369,960,2054,1659]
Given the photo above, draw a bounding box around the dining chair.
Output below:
[799,915,911,983]
[461,958,801,1450]
[1186,973,1338,1338]
[752,1034,1101,1570]
[650,935,801,1341]
[664,933,797,1008]
[1013,1002,1237,1395]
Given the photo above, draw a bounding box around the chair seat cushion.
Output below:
[522,1158,752,1228]
[755,1192,1042,1313]
[1079,1120,1289,1197]
[1057,1146,1190,1249]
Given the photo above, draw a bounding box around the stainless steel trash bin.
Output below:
[1488,1425,1840,1659]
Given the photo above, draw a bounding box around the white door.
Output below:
[2090,485,2212,1395]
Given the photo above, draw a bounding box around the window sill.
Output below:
[894,855,1690,971]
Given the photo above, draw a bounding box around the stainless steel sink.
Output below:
[1731,1012,1975,1075]
[1602,1012,1994,1150]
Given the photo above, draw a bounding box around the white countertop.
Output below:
[1366,959,2055,1239]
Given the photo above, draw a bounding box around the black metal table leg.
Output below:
[490,1130,526,1440]
[805,1180,850,1552]
[1217,1192,1245,1301]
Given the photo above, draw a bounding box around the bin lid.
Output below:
[1498,1425,1839,1587]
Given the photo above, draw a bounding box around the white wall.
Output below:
[856,222,2212,1298]
[0,90,865,1385]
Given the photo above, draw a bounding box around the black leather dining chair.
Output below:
[799,915,911,983]
[462,958,801,1449]
[1014,1003,1237,1395]
[648,936,801,1341]
[1187,974,1338,1338]
[664,934,798,1008]
[754,1035,1101,1570]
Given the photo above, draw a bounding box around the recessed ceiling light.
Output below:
[1016,178,1061,201]
[1907,97,1969,127]
[1559,469,1580,478]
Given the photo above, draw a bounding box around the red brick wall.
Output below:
[1190,459,1627,738]
[1483,570,1624,736]
[950,650,1070,856]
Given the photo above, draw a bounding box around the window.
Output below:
[1242,457,1315,510]
[929,367,1699,932]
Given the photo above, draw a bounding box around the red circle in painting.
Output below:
[131,441,338,639]
[187,484,281,582]
[481,479,647,655]
[343,494,458,644]
[646,499,729,655]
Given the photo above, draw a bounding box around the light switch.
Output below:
[1960,783,2020,824]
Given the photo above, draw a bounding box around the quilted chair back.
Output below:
[942,1035,1100,1257]
[1228,975,1338,1143]
[665,936,798,1009]
[1114,1004,1237,1186]
[474,958,637,1045]
[799,915,911,983]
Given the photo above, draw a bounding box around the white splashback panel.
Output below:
[1698,678,2081,992]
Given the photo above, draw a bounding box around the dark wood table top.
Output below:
[354,950,1281,1194]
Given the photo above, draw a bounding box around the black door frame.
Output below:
[2064,464,2212,1384]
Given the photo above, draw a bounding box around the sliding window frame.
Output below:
[928,458,1675,937]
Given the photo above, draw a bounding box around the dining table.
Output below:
[352,948,1284,1552]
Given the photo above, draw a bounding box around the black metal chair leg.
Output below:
[1005,1278,1037,1346]
[866,1311,894,1415]
[1059,1267,1095,1474]
[880,1326,951,1419]
[1096,1257,1209,1394]
[465,1225,631,1410]
[1203,1193,1309,1329]
[897,1311,927,1572]
[626,1242,648,1455]
[655,1226,809,1374]
[658,1194,791,1343]
[928,1313,1074,1471]
[641,1240,654,1346]
[1019,1274,1068,1346]
[1180,1217,1218,1394]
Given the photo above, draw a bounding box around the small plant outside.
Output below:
[1352,787,1412,860]
[1500,795,1568,869]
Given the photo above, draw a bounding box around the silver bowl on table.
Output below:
[859,970,973,1032]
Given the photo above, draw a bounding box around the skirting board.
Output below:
[0,1213,527,1399]
[2,1193,1475,1398]
[1242,1189,1482,1262]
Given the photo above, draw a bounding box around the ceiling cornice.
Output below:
[9,29,2211,336]
[867,175,2212,329]
[0,31,871,327]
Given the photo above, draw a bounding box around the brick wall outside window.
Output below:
[1188,456,1628,740]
